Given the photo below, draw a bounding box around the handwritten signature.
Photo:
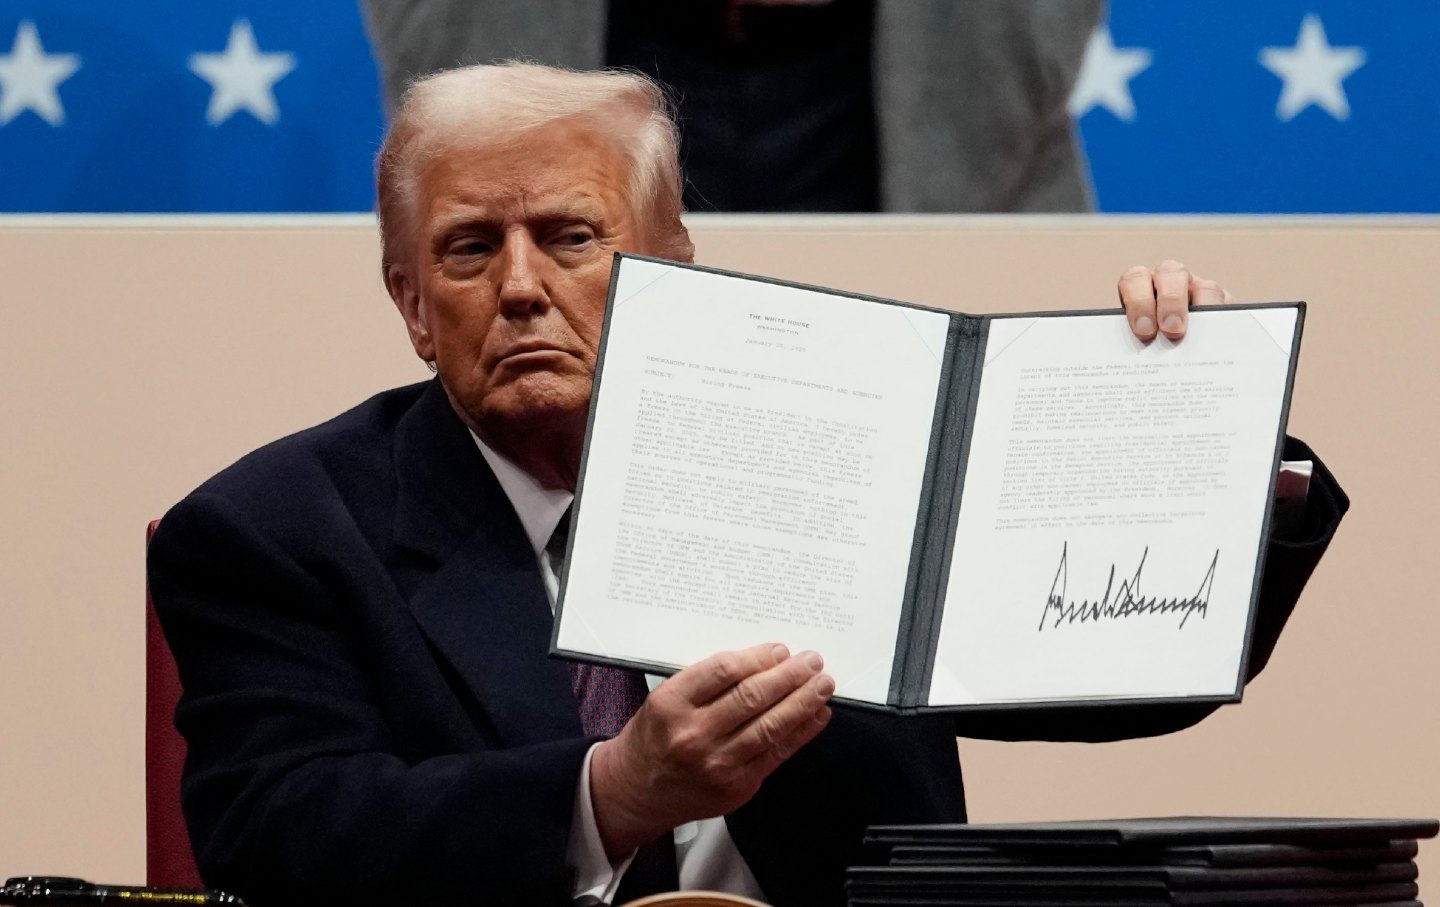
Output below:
[1037,542,1218,631]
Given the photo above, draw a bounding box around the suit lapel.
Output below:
[391,380,582,745]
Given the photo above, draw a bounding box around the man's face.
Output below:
[388,118,658,441]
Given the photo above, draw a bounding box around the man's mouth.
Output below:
[494,341,572,367]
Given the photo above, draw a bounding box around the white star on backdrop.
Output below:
[189,20,296,126]
[1068,26,1152,122]
[1260,14,1365,122]
[0,21,81,127]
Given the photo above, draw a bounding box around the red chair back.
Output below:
[146,520,204,888]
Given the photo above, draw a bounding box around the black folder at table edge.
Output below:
[840,904,1428,907]
[846,903,1424,907]
[863,816,1440,848]
[876,859,1419,886]
[847,861,1418,888]
[844,893,1421,907]
[844,872,1420,906]
[886,838,1421,868]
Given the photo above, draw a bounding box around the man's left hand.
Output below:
[1118,260,1234,342]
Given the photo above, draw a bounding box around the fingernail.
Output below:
[1162,314,1183,333]
[803,651,824,671]
[1136,316,1155,335]
[816,674,836,697]
[771,644,789,662]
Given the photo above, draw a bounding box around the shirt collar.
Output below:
[470,431,573,558]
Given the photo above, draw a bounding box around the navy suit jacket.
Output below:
[148,378,1347,907]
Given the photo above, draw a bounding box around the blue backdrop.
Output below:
[1,1,1435,213]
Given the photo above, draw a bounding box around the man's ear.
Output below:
[673,224,695,264]
[385,263,435,362]
[659,222,695,264]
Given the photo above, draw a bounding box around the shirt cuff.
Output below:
[1270,459,1312,539]
[568,742,636,905]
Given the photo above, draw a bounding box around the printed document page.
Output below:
[928,307,1298,707]
[558,260,949,704]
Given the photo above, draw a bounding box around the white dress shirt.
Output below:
[471,434,766,904]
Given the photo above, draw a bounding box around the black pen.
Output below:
[1,878,244,905]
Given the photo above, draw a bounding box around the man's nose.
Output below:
[495,232,550,316]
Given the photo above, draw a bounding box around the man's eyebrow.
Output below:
[423,218,488,255]
[530,201,607,225]
[429,203,606,239]
[429,209,499,238]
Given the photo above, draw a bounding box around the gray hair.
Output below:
[375,61,693,271]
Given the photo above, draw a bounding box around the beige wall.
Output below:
[2,215,1436,888]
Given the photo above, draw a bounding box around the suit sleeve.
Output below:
[148,490,589,907]
[952,436,1349,742]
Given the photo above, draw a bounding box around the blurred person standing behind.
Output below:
[358,0,1103,213]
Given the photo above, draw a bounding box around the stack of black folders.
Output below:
[849,817,1439,907]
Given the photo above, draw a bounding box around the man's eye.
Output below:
[448,240,491,258]
[556,229,594,247]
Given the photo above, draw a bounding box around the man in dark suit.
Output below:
[148,62,1346,906]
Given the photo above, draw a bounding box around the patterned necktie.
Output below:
[545,507,679,900]
[546,508,650,737]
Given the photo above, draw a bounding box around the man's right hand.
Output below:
[588,643,835,859]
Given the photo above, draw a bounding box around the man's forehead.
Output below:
[417,128,630,220]
[423,175,614,226]
[424,119,624,181]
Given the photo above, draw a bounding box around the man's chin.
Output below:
[453,381,591,487]
[467,382,592,438]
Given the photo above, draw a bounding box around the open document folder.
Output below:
[551,255,1303,714]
